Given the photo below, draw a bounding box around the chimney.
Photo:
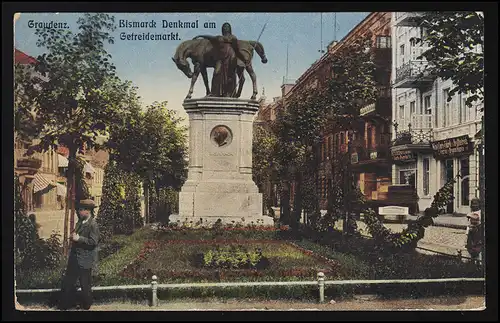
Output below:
[281,83,294,97]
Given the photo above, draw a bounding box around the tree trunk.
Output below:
[343,133,350,234]
[69,148,77,241]
[62,178,70,255]
[279,179,291,225]
[63,146,77,256]
[144,180,149,226]
[292,172,303,232]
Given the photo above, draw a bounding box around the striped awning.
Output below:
[58,154,68,167]
[33,173,56,193]
[56,183,67,196]
[84,162,95,174]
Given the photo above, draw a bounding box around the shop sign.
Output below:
[431,135,473,159]
[391,149,416,163]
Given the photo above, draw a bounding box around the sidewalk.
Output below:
[408,214,468,230]
[17,296,485,311]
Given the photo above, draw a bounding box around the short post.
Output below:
[151,275,158,307]
[317,272,325,303]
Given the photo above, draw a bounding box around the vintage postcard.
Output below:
[11,10,487,313]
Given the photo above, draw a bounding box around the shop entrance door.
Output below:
[444,159,454,214]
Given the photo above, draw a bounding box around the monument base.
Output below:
[169,213,275,227]
[177,97,269,226]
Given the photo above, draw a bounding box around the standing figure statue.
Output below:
[192,22,250,98]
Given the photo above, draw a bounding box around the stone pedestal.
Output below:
[172,97,273,226]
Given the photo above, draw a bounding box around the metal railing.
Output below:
[409,114,433,130]
[16,274,485,306]
[395,60,432,85]
[393,117,434,146]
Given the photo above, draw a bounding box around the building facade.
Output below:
[257,12,393,212]
[15,49,108,214]
[390,12,483,215]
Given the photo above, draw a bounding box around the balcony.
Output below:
[16,157,42,172]
[394,12,423,27]
[391,115,434,160]
[394,60,435,88]
[351,138,391,171]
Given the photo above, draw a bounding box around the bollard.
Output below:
[317,272,325,303]
[151,275,158,307]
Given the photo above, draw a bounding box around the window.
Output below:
[410,101,416,115]
[423,158,430,196]
[443,88,450,127]
[461,96,473,123]
[460,157,470,206]
[340,132,345,145]
[400,44,405,56]
[399,170,416,189]
[376,36,391,48]
[424,95,431,113]
[424,95,432,128]
[399,105,405,122]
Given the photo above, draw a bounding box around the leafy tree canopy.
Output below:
[415,11,484,108]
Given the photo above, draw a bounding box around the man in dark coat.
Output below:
[59,199,99,310]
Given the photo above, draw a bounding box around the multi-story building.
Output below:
[257,12,393,213]
[390,12,483,215]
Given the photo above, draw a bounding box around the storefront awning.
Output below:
[84,162,95,174]
[56,183,67,196]
[33,173,56,193]
[58,154,68,168]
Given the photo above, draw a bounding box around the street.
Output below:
[17,295,485,311]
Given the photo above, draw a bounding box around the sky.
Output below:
[14,12,369,128]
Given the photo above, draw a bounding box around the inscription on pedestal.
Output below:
[210,152,234,157]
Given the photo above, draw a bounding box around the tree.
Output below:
[323,35,378,234]
[96,161,124,242]
[415,11,484,108]
[105,100,188,225]
[17,13,133,253]
[271,88,326,231]
[253,123,279,215]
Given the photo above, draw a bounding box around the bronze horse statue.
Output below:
[172,39,268,100]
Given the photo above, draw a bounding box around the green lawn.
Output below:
[121,240,336,283]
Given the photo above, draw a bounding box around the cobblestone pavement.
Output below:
[409,214,469,229]
[16,295,485,311]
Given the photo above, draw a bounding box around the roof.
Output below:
[14,48,37,65]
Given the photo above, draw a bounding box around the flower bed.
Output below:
[195,245,269,270]
[120,239,337,282]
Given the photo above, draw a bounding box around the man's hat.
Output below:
[78,199,96,209]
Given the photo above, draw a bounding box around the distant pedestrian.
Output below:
[58,199,99,311]
[466,209,483,265]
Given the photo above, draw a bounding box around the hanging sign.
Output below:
[391,149,416,163]
[431,135,473,159]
